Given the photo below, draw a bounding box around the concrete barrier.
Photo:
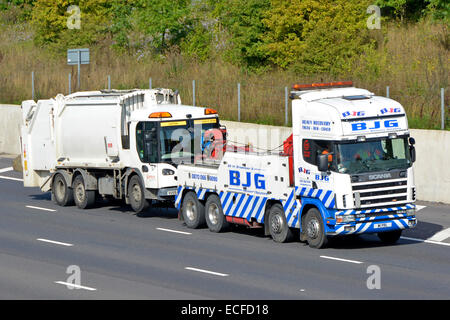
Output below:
[0,105,22,156]
[0,107,448,203]
[221,120,450,204]
[409,129,450,204]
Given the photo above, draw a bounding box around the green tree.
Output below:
[261,0,373,74]
[133,0,192,52]
[209,0,270,69]
[426,0,450,21]
[376,0,430,21]
[31,0,112,49]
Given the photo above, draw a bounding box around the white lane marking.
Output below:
[320,255,364,264]
[54,281,97,291]
[37,238,73,247]
[0,167,13,173]
[26,205,56,212]
[0,175,23,182]
[156,227,192,235]
[185,267,229,277]
[415,205,426,211]
[427,228,450,242]
[401,236,450,247]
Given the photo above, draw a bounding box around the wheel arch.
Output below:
[72,168,97,190]
[51,169,73,189]
[299,198,330,233]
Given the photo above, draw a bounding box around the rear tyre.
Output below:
[73,175,96,209]
[205,194,230,233]
[52,173,74,206]
[268,203,293,243]
[303,208,328,249]
[378,230,402,244]
[181,191,205,229]
[128,175,149,213]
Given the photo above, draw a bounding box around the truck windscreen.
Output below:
[136,118,220,165]
[336,137,411,174]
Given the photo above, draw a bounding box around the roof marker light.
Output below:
[149,112,172,118]
[204,108,218,115]
[292,81,353,91]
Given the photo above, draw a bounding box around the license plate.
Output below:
[374,222,392,229]
[167,190,178,196]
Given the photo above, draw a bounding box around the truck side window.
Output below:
[136,122,158,163]
[303,139,333,167]
[303,139,315,165]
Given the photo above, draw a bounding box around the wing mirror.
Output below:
[317,154,329,172]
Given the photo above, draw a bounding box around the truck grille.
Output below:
[352,179,408,208]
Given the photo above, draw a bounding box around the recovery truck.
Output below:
[175,81,418,248]
[20,88,221,212]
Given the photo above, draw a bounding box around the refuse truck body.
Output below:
[21,89,221,212]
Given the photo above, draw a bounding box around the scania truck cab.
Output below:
[290,81,417,246]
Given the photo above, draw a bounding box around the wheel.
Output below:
[268,203,293,243]
[181,191,205,229]
[205,194,230,233]
[52,173,73,206]
[128,175,149,213]
[72,175,96,209]
[303,208,328,249]
[378,230,402,244]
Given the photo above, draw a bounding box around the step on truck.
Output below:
[175,81,418,248]
[21,88,222,212]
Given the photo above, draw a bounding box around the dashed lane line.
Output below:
[320,255,364,264]
[185,267,229,277]
[37,238,73,247]
[26,205,57,212]
[54,281,97,291]
[156,227,192,235]
[0,175,23,182]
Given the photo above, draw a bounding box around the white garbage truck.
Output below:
[175,81,418,248]
[20,88,221,212]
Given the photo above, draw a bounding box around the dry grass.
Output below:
[0,19,448,129]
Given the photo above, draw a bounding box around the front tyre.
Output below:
[181,191,205,229]
[128,175,149,213]
[268,203,293,243]
[304,208,328,249]
[378,230,402,244]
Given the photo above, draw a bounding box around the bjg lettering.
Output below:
[380,107,401,114]
[298,167,311,175]
[315,174,330,182]
[351,119,398,131]
[229,170,266,190]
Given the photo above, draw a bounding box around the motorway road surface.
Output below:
[0,156,449,300]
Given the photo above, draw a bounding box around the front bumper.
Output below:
[326,204,417,236]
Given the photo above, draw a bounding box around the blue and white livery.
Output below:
[176,82,418,248]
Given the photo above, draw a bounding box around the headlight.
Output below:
[162,169,175,176]
[397,208,415,216]
[336,215,356,223]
